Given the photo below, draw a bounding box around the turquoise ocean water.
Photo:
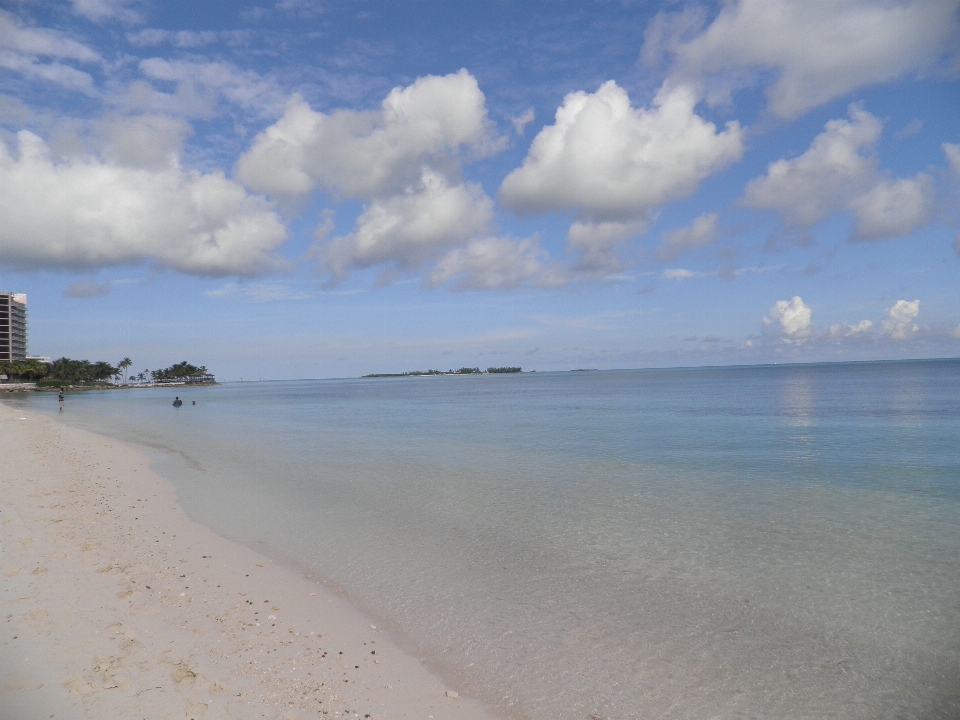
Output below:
[8,360,960,719]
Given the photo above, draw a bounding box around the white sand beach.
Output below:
[0,402,496,720]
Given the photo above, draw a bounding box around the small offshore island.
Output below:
[363,366,523,378]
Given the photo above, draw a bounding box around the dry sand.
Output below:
[0,402,497,720]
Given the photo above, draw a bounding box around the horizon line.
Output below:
[218,355,960,384]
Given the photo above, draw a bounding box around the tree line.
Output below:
[0,357,211,385]
[363,366,522,378]
[151,361,208,381]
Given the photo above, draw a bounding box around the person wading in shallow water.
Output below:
[58,389,64,412]
[173,396,182,408]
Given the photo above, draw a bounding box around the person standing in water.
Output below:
[58,389,64,412]
[173,396,182,407]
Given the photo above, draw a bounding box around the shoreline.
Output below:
[0,402,496,720]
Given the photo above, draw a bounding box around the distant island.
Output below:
[363,366,522,378]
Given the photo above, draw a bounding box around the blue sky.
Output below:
[1,0,959,380]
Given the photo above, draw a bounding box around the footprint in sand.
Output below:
[186,700,208,716]
[172,663,197,684]
[65,678,97,696]
[101,674,130,690]
[93,656,121,673]
[92,656,131,690]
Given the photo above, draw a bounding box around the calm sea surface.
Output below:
[9,360,960,719]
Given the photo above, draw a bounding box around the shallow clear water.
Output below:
[10,360,960,719]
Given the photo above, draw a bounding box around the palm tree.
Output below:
[93,361,117,382]
[118,357,133,385]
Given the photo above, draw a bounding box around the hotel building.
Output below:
[0,292,27,363]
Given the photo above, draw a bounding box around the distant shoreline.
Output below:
[363,366,524,378]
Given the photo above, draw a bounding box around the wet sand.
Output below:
[0,402,496,720]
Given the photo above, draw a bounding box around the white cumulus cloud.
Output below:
[752,297,955,350]
[92,114,192,169]
[428,236,569,291]
[0,130,287,276]
[744,104,936,241]
[658,212,719,261]
[233,95,320,197]
[500,82,742,221]
[763,296,813,339]
[849,174,936,241]
[319,172,494,284]
[744,105,880,225]
[236,70,501,201]
[238,70,512,285]
[882,299,920,340]
[499,81,742,271]
[647,0,960,119]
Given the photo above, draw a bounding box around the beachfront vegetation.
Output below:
[0,357,215,386]
[0,358,51,381]
[48,357,118,383]
[150,361,210,382]
[0,358,102,384]
[487,367,522,373]
[2,357,122,384]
